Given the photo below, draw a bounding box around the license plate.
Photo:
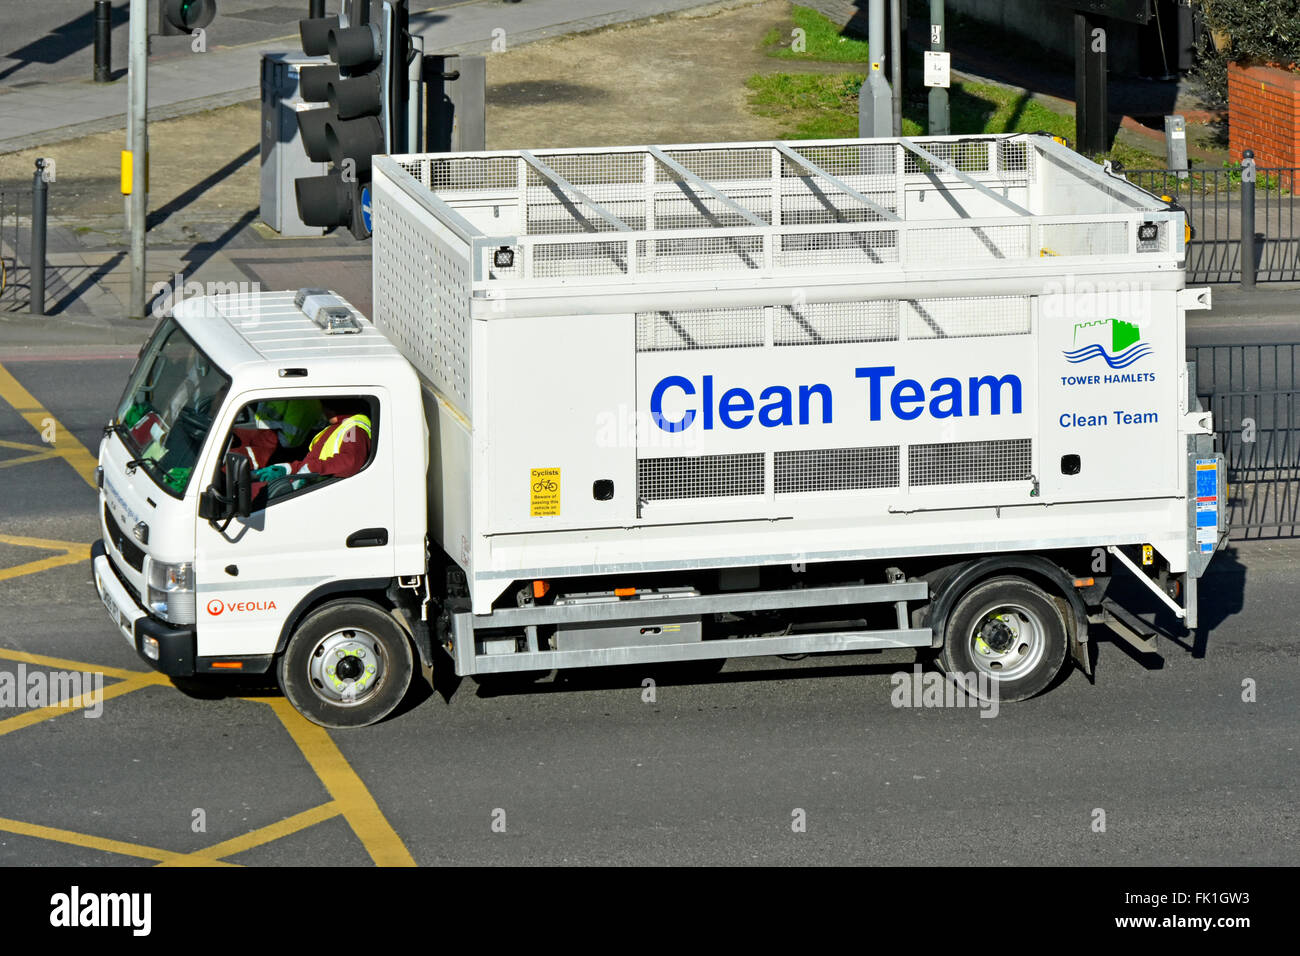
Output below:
[96,567,131,643]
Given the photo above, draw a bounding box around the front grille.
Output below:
[104,502,144,572]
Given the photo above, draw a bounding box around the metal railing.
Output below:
[1190,343,1300,538]
[1207,389,1300,538]
[1127,163,1299,285]
[0,188,28,309]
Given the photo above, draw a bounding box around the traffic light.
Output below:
[295,1,410,240]
[157,0,217,36]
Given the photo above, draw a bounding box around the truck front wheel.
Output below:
[277,600,414,728]
[938,576,1069,703]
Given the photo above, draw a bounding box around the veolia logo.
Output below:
[206,599,277,616]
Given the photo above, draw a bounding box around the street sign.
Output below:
[360,185,372,234]
[924,50,951,89]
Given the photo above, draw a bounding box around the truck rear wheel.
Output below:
[939,576,1068,703]
[277,600,414,728]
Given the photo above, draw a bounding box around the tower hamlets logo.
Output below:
[1063,318,1152,369]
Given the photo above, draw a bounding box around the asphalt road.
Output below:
[0,348,1297,866]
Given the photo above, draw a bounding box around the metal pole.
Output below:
[928,0,948,135]
[30,160,48,316]
[129,0,147,319]
[93,0,112,82]
[1075,12,1108,155]
[890,0,902,137]
[1241,149,1256,290]
[858,0,891,137]
[309,0,325,18]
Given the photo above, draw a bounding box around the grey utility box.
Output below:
[260,52,329,237]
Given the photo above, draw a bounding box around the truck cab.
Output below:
[93,289,430,726]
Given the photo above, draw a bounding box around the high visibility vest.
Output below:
[255,399,325,447]
[311,414,372,461]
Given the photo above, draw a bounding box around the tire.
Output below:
[938,576,1069,703]
[276,600,414,728]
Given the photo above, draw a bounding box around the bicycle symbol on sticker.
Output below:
[530,467,561,517]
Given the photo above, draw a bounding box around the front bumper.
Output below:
[92,539,196,676]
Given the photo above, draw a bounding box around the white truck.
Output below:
[93,133,1227,727]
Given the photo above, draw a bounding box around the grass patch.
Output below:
[746,72,1165,167]
[763,5,874,62]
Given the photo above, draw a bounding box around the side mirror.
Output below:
[198,453,252,523]
[225,452,252,518]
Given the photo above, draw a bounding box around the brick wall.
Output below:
[1228,62,1300,169]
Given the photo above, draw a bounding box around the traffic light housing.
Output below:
[295,1,410,240]
[157,0,217,36]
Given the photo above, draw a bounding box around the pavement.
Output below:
[0,0,759,154]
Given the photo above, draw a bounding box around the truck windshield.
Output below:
[113,317,230,497]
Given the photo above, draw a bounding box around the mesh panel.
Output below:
[777,229,899,268]
[1039,221,1128,257]
[637,308,765,351]
[776,300,898,345]
[904,140,993,175]
[527,200,646,235]
[658,147,771,183]
[904,296,1032,339]
[636,236,764,273]
[781,143,897,181]
[908,439,1032,486]
[525,152,646,235]
[653,190,772,229]
[638,454,765,501]
[774,446,900,493]
[997,140,1030,174]
[371,183,472,412]
[779,143,898,224]
[426,156,517,191]
[531,240,629,277]
[909,224,1029,263]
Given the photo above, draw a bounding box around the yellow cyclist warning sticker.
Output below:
[530,468,561,517]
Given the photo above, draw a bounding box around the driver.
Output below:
[250,400,372,498]
[231,398,326,470]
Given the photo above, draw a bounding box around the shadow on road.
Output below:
[0,2,129,82]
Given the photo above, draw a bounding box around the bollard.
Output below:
[1241,149,1256,290]
[31,159,48,316]
[93,0,112,83]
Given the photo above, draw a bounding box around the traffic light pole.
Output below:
[128,0,148,320]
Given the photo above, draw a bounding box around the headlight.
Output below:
[147,560,195,624]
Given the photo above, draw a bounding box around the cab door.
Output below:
[194,389,395,660]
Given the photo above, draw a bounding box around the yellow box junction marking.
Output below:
[0,534,92,585]
[267,698,417,866]
[0,362,99,489]
[0,648,417,866]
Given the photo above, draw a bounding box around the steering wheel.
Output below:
[266,472,335,501]
[175,407,210,443]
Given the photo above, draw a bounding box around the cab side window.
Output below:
[221,395,379,508]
